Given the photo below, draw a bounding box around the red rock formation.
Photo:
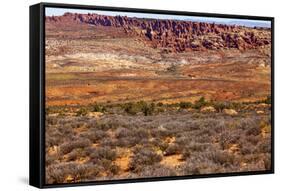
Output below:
[46,13,271,52]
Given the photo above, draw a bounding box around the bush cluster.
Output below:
[129,147,163,172]
[45,102,271,183]
[122,101,156,115]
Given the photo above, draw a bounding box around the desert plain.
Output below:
[44,12,272,184]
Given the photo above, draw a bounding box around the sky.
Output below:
[45,7,271,28]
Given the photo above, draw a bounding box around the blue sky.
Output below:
[45,7,271,28]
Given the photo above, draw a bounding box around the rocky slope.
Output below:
[46,12,271,52]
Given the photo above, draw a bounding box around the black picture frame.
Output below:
[30,2,275,188]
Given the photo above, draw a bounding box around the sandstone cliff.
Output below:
[46,13,271,52]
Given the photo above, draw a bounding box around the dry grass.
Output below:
[45,103,271,184]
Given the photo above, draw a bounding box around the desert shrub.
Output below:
[45,154,59,166]
[240,142,256,155]
[246,125,261,136]
[83,146,96,156]
[243,153,263,163]
[150,128,171,138]
[65,148,86,161]
[239,154,269,171]
[76,108,88,116]
[213,101,243,111]
[121,101,155,115]
[255,139,271,153]
[46,129,64,147]
[166,102,179,108]
[185,142,209,153]
[219,131,240,150]
[135,101,155,115]
[46,116,59,125]
[90,146,117,161]
[263,153,271,170]
[97,158,112,169]
[164,143,181,156]
[46,162,100,184]
[115,136,140,147]
[182,149,191,159]
[179,101,192,109]
[95,120,118,131]
[235,117,259,131]
[122,102,138,115]
[46,102,272,180]
[265,95,271,104]
[134,128,150,140]
[179,152,220,175]
[108,164,120,175]
[164,121,187,134]
[182,148,236,175]
[179,161,201,175]
[230,102,243,110]
[60,138,91,155]
[246,135,260,145]
[62,121,85,129]
[115,127,133,138]
[194,133,213,143]
[139,164,177,177]
[209,150,236,166]
[114,127,149,146]
[152,139,169,151]
[193,97,208,109]
[175,136,192,146]
[90,103,106,112]
[245,161,267,171]
[255,95,271,105]
[99,138,117,147]
[142,102,155,116]
[195,127,213,136]
[80,130,106,143]
[129,147,162,172]
[46,106,69,116]
[212,102,227,112]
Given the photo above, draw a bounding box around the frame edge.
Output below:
[29,3,44,188]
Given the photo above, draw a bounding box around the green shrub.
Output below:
[91,103,106,112]
[179,101,192,109]
[123,102,138,115]
[265,95,271,104]
[212,101,242,112]
[213,102,227,112]
[122,101,155,115]
[142,102,155,116]
[76,108,88,116]
[193,97,208,109]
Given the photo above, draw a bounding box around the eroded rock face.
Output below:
[46,13,271,52]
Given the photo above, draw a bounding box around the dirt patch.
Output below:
[160,154,184,167]
[114,148,132,175]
